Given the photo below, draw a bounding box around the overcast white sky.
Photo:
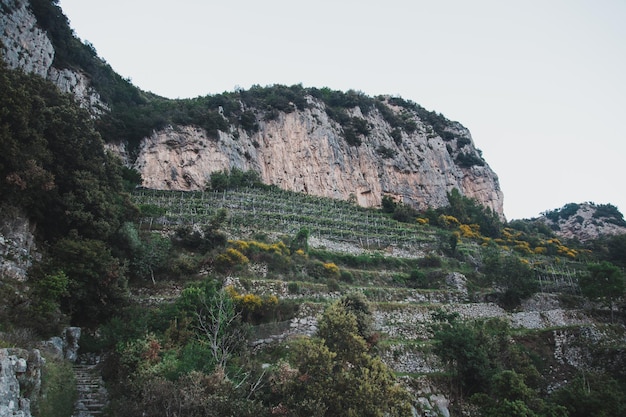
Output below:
[58,0,626,220]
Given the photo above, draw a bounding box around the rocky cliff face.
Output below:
[133,97,505,216]
[0,0,107,113]
[0,206,38,283]
[540,202,626,242]
[1,0,505,217]
[0,348,43,417]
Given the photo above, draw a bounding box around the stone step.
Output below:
[72,363,109,417]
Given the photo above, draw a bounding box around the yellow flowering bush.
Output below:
[438,214,460,228]
[214,248,249,271]
[459,223,481,239]
[227,286,283,323]
[323,262,340,277]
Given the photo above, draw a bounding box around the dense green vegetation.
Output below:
[35,355,77,417]
[0,61,137,332]
[2,55,625,415]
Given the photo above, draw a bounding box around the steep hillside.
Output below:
[0,0,109,112]
[2,2,626,417]
[0,0,504,217]
[130,93,504,215]
[540,202,626,242]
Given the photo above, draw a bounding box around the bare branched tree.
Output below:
[194,288,246,369]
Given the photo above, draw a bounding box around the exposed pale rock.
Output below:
[47,67,109,114]
[430,394,451,417]
[379,344,442,374]
[0,207,38,282]
[0,0,54,78]
[540,202,626,242]
[39,327,82,362]
[133,99,505,217]
[521,292,561,311]
[0,1,505,215]
[0,348,43,417]
[0,0,108,114]
[510,309,588,330]
[445,272,468,298]
[63,327,81,362]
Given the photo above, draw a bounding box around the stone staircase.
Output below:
[72,359,108,417]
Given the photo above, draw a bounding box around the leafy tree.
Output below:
[444,188,502,238]
[606,234,626,267]
[30,270,69,317]
[336,292,374,342]
[471,370,568,417]
[204,208,229,250]
[431,312,495,395]
[278,299,412,416]
[392,203,419,223]
[482,246,538,309]
[130,233,172,283]
[592,203,626,227]
[290,228,310,253]
[381,195,397,213]
[50,236,128,325]
[579,261,625,321]
[120,166,143,191]
[431,313,554,416]
[209,170,231,191]
[0,61,136,244]
[552,371,626,417]
[174,209,229,252]
[317,302,368,363]
[209,168,263,191]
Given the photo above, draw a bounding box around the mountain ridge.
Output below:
[539,202,626,242]
[0,0,505,218]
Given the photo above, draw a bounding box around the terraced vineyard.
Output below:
[127,187,625,416]
[133,188,439,250]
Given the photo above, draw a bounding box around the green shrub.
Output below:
[340,270,354,283]
[381,195,397,213]
[36,357,77,417]
[214,248,249,272]
[208,168,264,191]
[551,371,626,417]
[287,282,300,294]
[407,269,442,289]
[417,255,442,268]
[377,146,396,159]
[455,151,485,167]
[322,262,340,278]
[168,254,201,276]
[390,128,402,145]
[327,278,341,292]
[392,204,418,223]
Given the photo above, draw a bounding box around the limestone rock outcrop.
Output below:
[540,202,626,242]
[133,98,505,217]
[0,206,38,283]
[0,0,107,113]
[1,0,505,217]
[0,348,43,417]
